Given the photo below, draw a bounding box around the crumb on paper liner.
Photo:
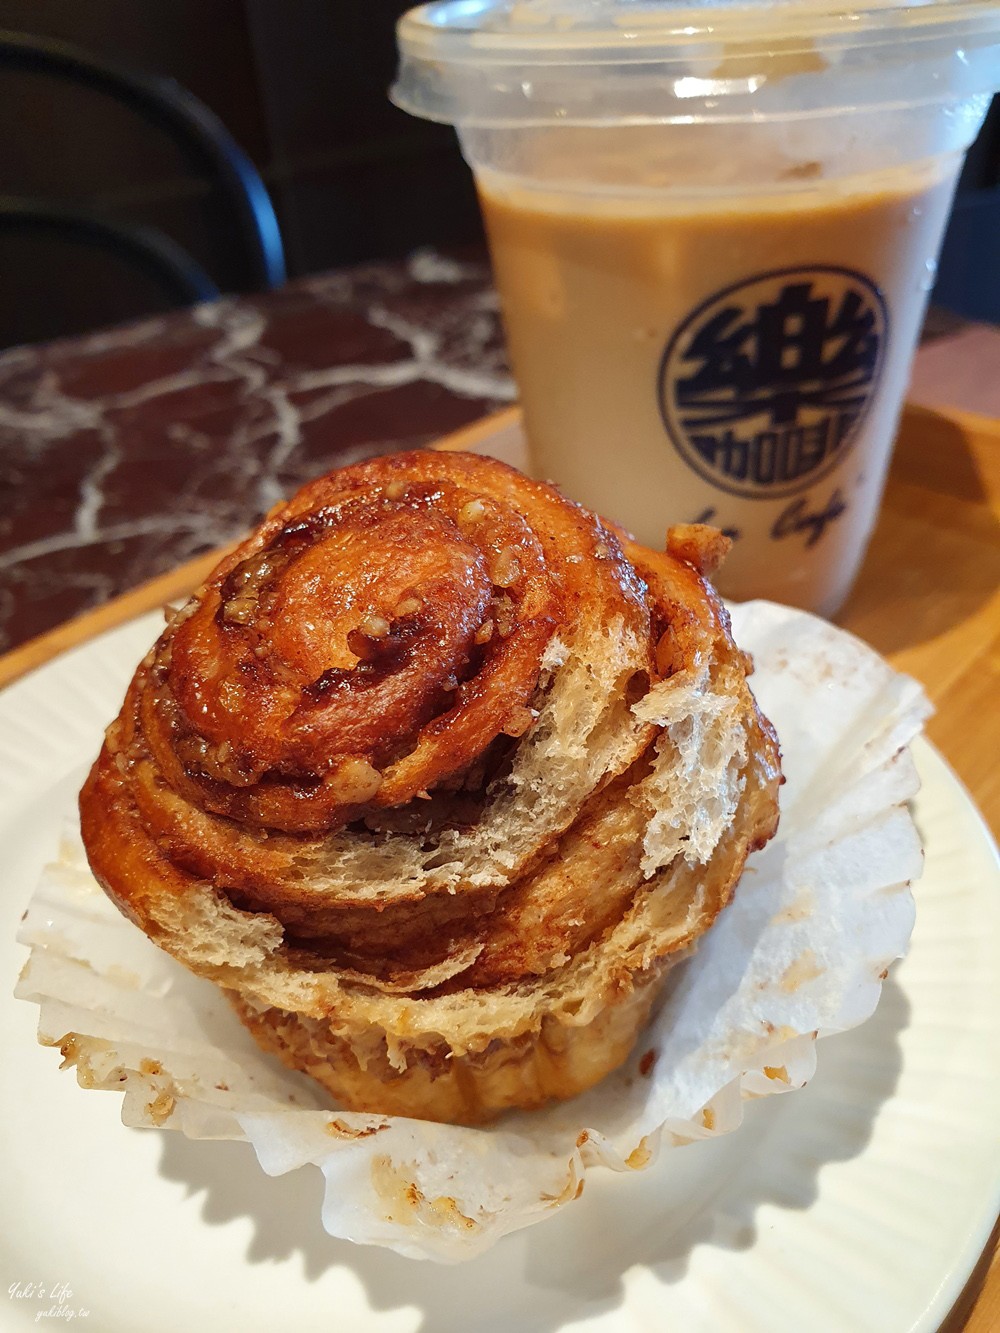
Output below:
[15,601,929,1262]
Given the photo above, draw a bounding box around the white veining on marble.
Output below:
[54,313,169,358]
[0,515,219,573]
[0,370,103,440]
[367,303,515,402]
[74,428,120,544]
[0,250,515,651]
[254,386,304,514]
[408,247,486,285]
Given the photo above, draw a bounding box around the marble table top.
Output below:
[0,249,514,654]
[1,244,995,660]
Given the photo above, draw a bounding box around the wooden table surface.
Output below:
[840,401,1000,1333]
[0,401,997,1328]
[843,402,1000,839]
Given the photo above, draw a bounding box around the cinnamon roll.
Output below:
[80,450,780,1124]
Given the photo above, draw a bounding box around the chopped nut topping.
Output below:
[474,619,494,645]
[330,757,383,804]
[222,596,256,625]
[360,613,390,639]
[501,705,535,737]
[490,593,517,638]
[492,594,516,637]
[490,550,522,588]
[665,524,732,576]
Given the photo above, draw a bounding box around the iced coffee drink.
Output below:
[479,157,958,612]
[394,0,1000,614]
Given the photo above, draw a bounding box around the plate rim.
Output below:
[2,611,999,1333]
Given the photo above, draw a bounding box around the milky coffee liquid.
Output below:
[480,160,959,614]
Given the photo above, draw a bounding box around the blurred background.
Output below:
[0,0,485,348]
[0,0,996,350]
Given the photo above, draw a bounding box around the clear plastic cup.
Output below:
[393,0,1000,616]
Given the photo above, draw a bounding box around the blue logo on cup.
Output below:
[658,266,889,501]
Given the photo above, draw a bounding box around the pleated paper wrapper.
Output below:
[15,600,929,1262]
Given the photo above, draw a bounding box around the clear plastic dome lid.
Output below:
[392,0,1000,125]
[401,0,999,44]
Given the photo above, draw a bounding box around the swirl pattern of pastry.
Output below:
[80,450,781,1124]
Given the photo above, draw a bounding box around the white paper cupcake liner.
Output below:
[15,600,929,1261]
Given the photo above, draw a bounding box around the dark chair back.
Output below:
[0,198,220,306]
[0,29,285,342]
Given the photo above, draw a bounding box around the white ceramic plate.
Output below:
[2,614,999,1333]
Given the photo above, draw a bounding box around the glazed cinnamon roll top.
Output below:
[145,453,622,832]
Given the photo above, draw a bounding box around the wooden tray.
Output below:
[1,402,997,1330]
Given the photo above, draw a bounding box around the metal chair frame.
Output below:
[0,28,285,294]
[0,198,221,306]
